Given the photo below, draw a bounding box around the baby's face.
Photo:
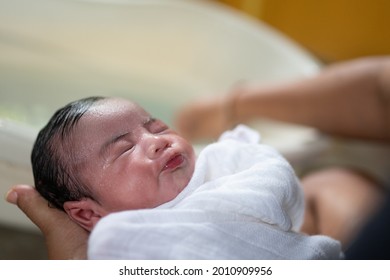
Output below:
[70,98,196,214]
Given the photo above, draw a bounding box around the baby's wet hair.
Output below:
[31,96,106,210]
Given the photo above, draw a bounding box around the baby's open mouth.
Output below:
[163,154,184,171]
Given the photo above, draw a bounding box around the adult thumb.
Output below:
[5,184,61,233]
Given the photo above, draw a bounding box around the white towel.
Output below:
[88,125,342,259]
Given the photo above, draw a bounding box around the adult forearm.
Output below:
[235,57,390,141]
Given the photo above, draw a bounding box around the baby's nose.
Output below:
[145,135,170,159]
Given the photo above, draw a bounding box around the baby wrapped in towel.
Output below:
[30,96,342,260]
[88,125,342,259]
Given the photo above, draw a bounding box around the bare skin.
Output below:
[300,168,385,250]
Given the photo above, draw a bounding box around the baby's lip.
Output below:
[162,153,184,172]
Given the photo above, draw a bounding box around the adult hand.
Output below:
[175,94,233,142]
[5,185,88,259]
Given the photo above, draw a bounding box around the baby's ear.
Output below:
[63,199,105,232]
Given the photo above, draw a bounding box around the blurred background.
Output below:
[1,0,389,259]
[217,0,390,63]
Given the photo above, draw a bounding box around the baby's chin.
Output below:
[171,164,194,192]
[170,182,188,200]
[158,180,189,205]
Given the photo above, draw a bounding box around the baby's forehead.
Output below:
[76,98,156,139]
[89,97,139,114]
[84,98,150,120]
[66,98,149,153]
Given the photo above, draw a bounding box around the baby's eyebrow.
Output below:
[143,116,156,127]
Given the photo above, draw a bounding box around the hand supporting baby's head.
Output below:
[32,96,196,231]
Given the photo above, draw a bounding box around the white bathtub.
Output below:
[0,0,323,230]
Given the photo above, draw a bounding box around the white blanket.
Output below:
[88,125,342,259]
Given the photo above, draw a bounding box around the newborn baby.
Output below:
[31,96,342,259]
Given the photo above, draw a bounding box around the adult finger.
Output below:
[5,184,66,234]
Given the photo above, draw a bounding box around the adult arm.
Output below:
[5,185,88,259]
[175,56,390,142]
